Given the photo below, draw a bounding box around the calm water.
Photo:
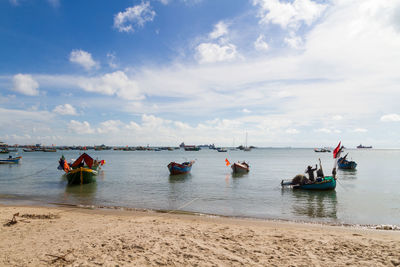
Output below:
[1,148,399,225]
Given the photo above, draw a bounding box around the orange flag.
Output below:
[225,158,231,166]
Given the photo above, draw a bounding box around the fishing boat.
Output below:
[231,161,249,174]
[184,145,200,151]
[58,153,105,185]
[217,148,227,152]
[314,148,331,152]
[23,148,35,152]
[281,176,336,190]
[43,148,57,152]
[337,154,357,170]
[0,156,22,164]
[167,161,194,175]
[0,148,9,154]
[357,144,372,149]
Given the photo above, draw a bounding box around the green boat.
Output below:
[59,153,105,185]
[66,167,98,185]
[281,176,336,190]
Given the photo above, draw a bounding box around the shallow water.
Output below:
[0,148,399,225]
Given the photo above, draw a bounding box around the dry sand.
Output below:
[1,205,400,266]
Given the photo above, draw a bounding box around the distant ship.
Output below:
[357,144,372,149]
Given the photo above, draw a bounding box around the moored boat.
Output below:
[184,145,200,151]
[231,161,249,174]
[168,161,194,175]
[357,144,372,149]
[217,148,227,152]
[0,156,22,164]
[58,153,105,185]
[314,148,331,152]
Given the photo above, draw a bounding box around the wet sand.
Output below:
[1,205,399,266]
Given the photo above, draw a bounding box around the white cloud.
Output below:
[242,108,251,113]
[196,43,238,63]
[107,52,118,69]
[352,128,368,133]
[315,128,331,133]
[68,120,95,134]
[78,71,144,100]
[12,74,39,96]
[286,128,299,134]
[114,1,156,33]
[209,21,228,39]
[253,0,327,29]
[159,0,170,5]
[53,104,78,116]
[69,49,99,71]
[97,120,123,134]
[380,113,400,122]
[332,115,343,121]
[284,33,303,49]
[254,34,269,51]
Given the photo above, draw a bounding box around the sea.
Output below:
[1,148,399,226]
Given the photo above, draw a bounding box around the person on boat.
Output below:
[305,165,317,182]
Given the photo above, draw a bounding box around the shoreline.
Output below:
[1,204,400,266]
[1,196,399,231]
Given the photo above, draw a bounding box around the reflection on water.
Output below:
[231,172,248,178]
[339,169,358,180]
[168,173,191,183]
[282,189,338,220]
[62,180,98,206]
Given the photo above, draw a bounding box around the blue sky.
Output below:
[1,0,400,147]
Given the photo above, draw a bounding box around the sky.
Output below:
[1,0,400,148]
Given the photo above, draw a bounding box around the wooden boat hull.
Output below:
[231,162,249,174]
[293,176,336,190]
[168,162,193,175]
[0,156,22,164]
[66,167,97,185]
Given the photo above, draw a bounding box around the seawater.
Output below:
[1,148,399,225]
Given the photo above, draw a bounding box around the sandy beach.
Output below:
[1,205,399,266]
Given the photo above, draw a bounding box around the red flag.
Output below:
[225,158,231,166]
[333,142,341,158]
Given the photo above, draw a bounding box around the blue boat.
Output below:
[337,154,357,170]
[0,156,22,164]
[281,176,336,190]
[168,161,194,175]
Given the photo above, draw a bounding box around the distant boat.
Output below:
[281,176,336,190]
[217,148,227,152]
[43,148,57,152]
[58,153,105,185]
[0,148,9,154]
[231,161,250,174]
[23,148,35,152]
[314,148,331,153]
[0,156,22,164]
[338,154,357,170]
[357,144,372,149]
[7,148,18,152]
[168,161,194,175]
[184,145,200,151]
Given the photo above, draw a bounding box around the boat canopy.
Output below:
[70,153,94,168]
